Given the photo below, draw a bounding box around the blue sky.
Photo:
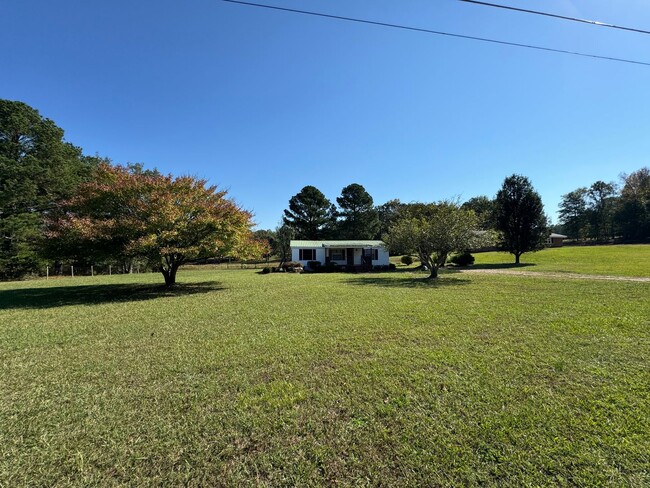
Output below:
[2,0,650,229]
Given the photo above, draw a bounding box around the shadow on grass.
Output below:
[344,274,471,288]
[466,263,537,270]
[0,281,226,310]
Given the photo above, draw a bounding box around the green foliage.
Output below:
[376,199,402,242]
[0,99,96,278]
[462,196,496,230]
[616,167,650,241]
[449,252,475,266]
[386,201,484,278]
[46,164,254,286]
[335,183,379,239]
[495,174,548,264]
[253,229,276,258]
[1,268,648,485]
[586,181,617,242]
[273,223,294,266]
[306,260,321,270]
[283,185,336,239]
[557,168,649,243]
[558,187,588,240]
[400,255,413,266]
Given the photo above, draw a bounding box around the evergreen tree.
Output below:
[282,185,335,239]
[336,183,379,239]
[558,188,588,240]
[0,99,95,279]
[494,174,548,264]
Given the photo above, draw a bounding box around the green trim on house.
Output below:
[290,240,386,248]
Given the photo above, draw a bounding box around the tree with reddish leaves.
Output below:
[47,163,255,286]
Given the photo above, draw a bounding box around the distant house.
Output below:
[548,233,568,247]
[290,240,390,268]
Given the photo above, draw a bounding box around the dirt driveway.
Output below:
[459,268,650,283]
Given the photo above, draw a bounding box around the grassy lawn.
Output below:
[471,244,650,277]
[1,267,649,486]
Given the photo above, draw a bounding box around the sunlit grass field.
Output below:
[1,247,649,485]
[471,244,650,277]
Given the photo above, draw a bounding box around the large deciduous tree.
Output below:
[336,183,379,239]
[616,167,650,241]
[586,181,617,242]
[273,223,295,267]
[494,174,548,264]
[386,202,483,279]
[0,99,95,279]
[283,185,335,239]
[461,196,496,230]
[376,199,402,241]
[47,163,254,286]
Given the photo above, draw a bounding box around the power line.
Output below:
[459,0,650,36]
[219,0,650,67]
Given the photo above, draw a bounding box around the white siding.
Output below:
[374,248,390,266]
[291,247,325,266]
[290,244,389,267]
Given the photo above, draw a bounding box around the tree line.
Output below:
[557,171,650,242]
[3,98,646,283]
[259,174,549,277]
[0,99,264,285]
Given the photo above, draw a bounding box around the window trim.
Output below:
[299,249,316,261]
[330,249,346,261]
[364,248,379,260]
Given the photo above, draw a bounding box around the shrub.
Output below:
[401,255,413,266]
[388,263,396,270]
[449,252,475,266]
[324,263,340,273]
[307,261,321,271]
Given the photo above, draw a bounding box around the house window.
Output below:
[330,249,346,261]
[364,249,379,260]
[299,249,315,261]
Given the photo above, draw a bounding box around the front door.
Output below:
[362,249,373,266]
[346,248,354,267]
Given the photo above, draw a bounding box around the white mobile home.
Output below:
[290,240,389,269]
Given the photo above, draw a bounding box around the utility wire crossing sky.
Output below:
[459,0,650,35]
[2,0,648,230]
[220,0,650,66]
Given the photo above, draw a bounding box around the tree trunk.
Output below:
[161,263,179,287]
[515,253,521,264]
[427,265,439,279]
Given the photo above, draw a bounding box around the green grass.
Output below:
[471,244,650,277]
[1,268,649,486]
